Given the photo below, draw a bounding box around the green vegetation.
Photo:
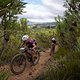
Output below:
[32,28,56,49]
[0,0,80,80]
[44,47,80,80]
[41,0,80,80]
[0,70,9,80]
[0,0,26,64]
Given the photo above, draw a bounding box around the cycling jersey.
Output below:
[26,39,37,48]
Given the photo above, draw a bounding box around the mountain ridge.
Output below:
[27,21,56,27]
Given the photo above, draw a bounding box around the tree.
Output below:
[0,0,26,57]
[56,0,80,51]
[20,18,28,33]
[65,0,80,21]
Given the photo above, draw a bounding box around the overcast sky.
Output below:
[18,0,66,23]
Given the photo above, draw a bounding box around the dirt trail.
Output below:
[0,49,51,80]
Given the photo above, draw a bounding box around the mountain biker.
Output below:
[50,37,57,56]
[21,35,37,60]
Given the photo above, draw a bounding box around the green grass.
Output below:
[44,47,80,80]
[0,70,10,80]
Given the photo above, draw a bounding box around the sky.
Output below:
[18,0,66,23]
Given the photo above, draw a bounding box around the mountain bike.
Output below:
[10,47,40,75]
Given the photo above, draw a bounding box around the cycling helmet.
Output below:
[51,37,56,43]
[52,37,56,41]
[22,35,29,41]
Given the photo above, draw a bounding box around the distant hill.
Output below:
[27,21,56,28]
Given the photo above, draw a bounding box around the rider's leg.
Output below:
[31,49,36,62]
[50,45,55,56]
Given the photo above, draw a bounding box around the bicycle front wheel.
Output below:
[10,54,26,75]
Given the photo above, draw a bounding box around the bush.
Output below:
[0,35,21,64]
[0,70,9,80]
[44,47,80,80]
[35,28,56,48]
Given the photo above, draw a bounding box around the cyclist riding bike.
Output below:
[50,37,57,56]
[21,35,37,61]
[10,35,40,75]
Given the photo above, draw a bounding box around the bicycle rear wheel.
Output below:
[32,51,40,65]
[10,54,26,75]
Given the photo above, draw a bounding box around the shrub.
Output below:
[0,70,9,80]
[44,47,80,80]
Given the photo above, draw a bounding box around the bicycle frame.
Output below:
[19,47,33,61]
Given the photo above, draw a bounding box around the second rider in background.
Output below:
[50,37,57,56]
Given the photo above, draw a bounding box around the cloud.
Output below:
[18,0,66,23]
[24,4,56,19]
[41,0,66,13]
[19,4,57,22]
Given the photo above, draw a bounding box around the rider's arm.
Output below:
[32,43,37,50]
